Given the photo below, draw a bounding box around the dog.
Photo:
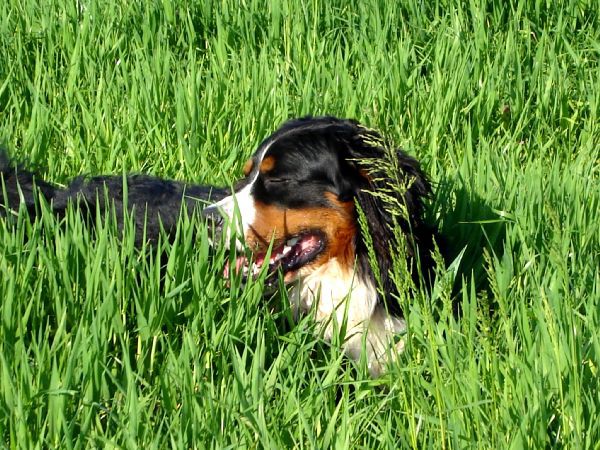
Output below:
[1,116,437,377]
[205,116,437,376]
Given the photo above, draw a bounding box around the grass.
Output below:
[1,0,599,447]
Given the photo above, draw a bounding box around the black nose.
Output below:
[202,205,224,230]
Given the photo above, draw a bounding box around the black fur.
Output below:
[0,151,227,244]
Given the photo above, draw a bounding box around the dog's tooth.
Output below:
[283,245,292,254]
[287,237,299,246]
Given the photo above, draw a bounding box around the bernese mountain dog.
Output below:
[0,116,436,377]
[203,116,436,376]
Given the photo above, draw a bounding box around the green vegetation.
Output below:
[1,0,599,447]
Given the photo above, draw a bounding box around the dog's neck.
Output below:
[289,258,406,376]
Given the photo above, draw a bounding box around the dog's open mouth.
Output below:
[224,231,326,283]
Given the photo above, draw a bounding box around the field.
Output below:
[1,0,599,448]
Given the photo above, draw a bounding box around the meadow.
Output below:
[1,0,599,447]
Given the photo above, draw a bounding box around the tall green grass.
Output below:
[1,0,599,447]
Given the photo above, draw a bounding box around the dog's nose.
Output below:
[202,204,224,230]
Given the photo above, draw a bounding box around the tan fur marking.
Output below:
[242,159,254,176]
[259,156,276,173]
[359,169,373,183]
[245,191,357,274]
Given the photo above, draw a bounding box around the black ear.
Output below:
[340,123,436,314]
[331,159,366,202]
[343,125,431,225]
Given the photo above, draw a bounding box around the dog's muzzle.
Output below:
[201,204,225,238]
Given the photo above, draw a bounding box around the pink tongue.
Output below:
[300,235,318,251]
[222,236,315,278]
[255,253,265,267]
[223,261,230,278]
[236,256,246,272]
[223,256,249,278]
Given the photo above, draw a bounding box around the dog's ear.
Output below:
[331,160,365,202]
[344,126,431,222]
[340,125,436,312]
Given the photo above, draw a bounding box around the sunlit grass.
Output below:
[1,0,599,447]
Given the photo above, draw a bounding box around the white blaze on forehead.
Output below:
[206,139,274,244]
[212,183,255,246]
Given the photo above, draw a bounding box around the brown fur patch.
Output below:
[259,156,276,173]
[245,191,357,273]
[359,169,373,183]
[242,159,254,176]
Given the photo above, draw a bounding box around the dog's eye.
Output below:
[266,178,290,184]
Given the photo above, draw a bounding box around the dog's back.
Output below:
[0,150,226,243]
[0,151,57,217]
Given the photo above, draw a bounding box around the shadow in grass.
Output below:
[433,178,508,309]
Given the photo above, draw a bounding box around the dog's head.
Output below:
[205,116,433,312]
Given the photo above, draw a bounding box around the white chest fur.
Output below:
[289,258,406,377]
